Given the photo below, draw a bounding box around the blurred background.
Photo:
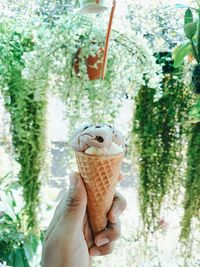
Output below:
[0,0,200,266]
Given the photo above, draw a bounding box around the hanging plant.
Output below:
[22,12,161,136]
[133,53,193,230]
[73,46,104,80]
[172,2,200,240]
[181,123,200,240]
[0,21,47,231]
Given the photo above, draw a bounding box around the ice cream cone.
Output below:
[75,151,124,235]
[75,152,124,235]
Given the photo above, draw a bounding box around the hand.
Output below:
[42,172,126,267]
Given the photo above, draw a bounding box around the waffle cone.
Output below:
[75,151,124,235]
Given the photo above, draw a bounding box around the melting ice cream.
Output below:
[71,124,125,156]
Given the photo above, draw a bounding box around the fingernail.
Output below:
[69,173,79,188]
[90,248,101,257]
[96,237,110,247]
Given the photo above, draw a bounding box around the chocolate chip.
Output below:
[83,125,92,131]
[95,125,101,128]
[96,136,104,143]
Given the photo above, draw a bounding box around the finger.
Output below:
[108,191,127,223]
[94,221,121,247]
[83,213,94,249]
[89,242,115,257]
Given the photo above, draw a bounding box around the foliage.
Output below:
[172,2,200,123]
[0,0,79,17]
[3,0,200,265]
[127,1,185,52]
[171,2,200,240]
[37,0,80,18]
[0,20,47,231]
[22,12,162,136]
[133,54,193,229]
[172,3,199,67]
[0,0,162,233]
[188,96,200,122]
[181,122,200,240]
[0,175,42,267]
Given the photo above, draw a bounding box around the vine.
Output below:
[22,12,161,136]
[0,22,47,231]
[0,9,162,230]
[181,122,200,240]
[133,53,193,229]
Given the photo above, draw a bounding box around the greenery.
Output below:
[172,4,199,68]
[188,96,200,122]
[171,1,200,241]
[127,1,184,51]
[0,175,42,267]
[133,53,193,230]
[21,12,161,135]
[1,0,200,266]
[173,2,200,121]
[181,122,200,240]
[0,20,47,231]
[0,0,161,233]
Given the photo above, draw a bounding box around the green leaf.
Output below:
[0,190,16,220]
[188,99,200,122]
[14,248,25,267]
[184,8,193,25]
[23,234,39,261]
[184,21,198,39]
[3,249,15,266]
[23,240,34,261]
[29,234,39,253]
[14,248,30,267]
[172,41,192,68]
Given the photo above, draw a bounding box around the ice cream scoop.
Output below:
[71,124,124,155]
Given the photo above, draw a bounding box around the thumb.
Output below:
[61,172,87,228]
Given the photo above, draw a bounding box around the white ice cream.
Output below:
[85,142,124,156]
[72,124,125,153]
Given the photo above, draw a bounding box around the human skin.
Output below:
[42,172,127,267]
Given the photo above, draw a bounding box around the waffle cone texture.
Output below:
[75,151,124,235]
